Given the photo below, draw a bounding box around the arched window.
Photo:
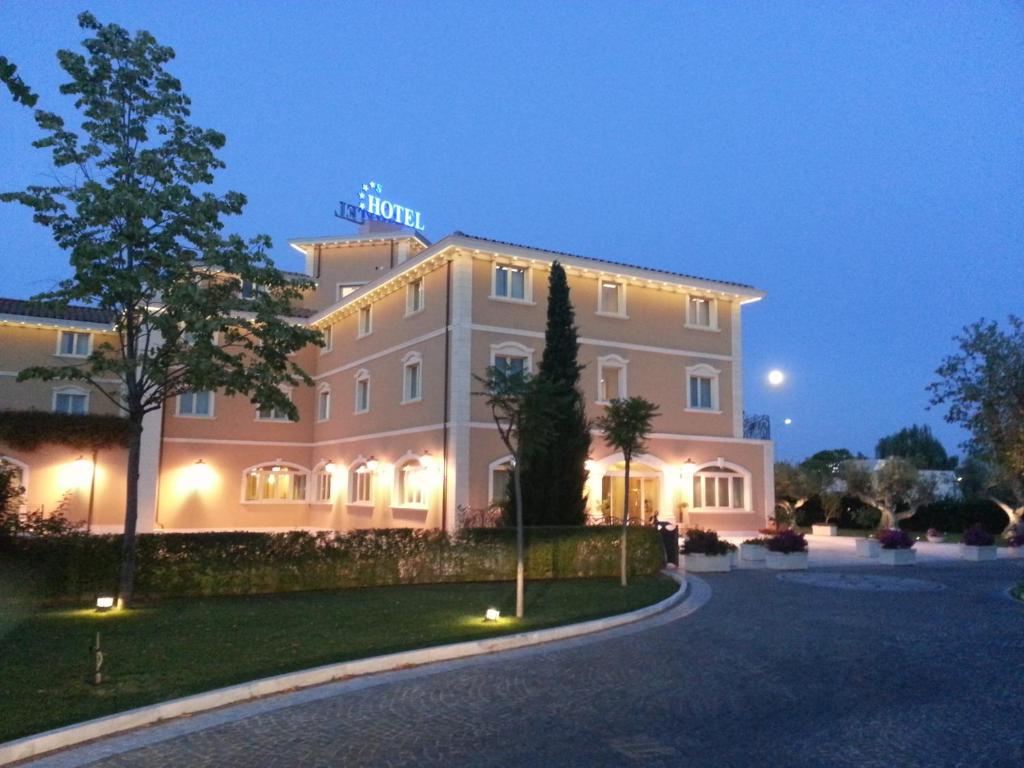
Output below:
[394,453,431,508]
[349,458,376,504]
[312,460,336,503]
[242,461,309,502]
[597,354,628,403]
[490,342,534,375]
[488,455,514,504]
[53,386,89,415]
[691,462,751,512]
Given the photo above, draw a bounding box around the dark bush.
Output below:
[903,499,1006,534]
[681,528,735,556]
[766,530,808,553]
[0,526,664,603]
[877,529,914,550]
[962,524,995,547]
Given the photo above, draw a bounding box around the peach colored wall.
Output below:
[307,239,426,309]
[1,441,127,528]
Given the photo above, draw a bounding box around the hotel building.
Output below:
[0,225,774,534]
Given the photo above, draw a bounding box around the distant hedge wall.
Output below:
[1,527,664,602]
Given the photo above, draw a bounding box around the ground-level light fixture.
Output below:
[484,608,500,622]
[767,369,785,386]
[95,596,115,612]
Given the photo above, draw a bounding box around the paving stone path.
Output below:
[30,560,1024,768]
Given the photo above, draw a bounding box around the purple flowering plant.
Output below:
[877,528,914,550]
[765,529,807,553]
[962,524,995,547]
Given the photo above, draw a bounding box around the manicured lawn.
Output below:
[0,574,676,743]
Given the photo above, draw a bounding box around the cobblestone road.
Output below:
[32,560,1024,768]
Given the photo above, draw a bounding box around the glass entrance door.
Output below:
[601,470,660,524]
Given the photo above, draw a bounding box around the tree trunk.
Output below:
[990,497,1024,534]
[621,457,630,587]
[118,417,144,609]
[877,506,896,530]
[513,460,525,618]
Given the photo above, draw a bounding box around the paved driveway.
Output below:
[28,559,1024,768]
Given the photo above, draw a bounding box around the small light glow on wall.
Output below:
[584,459,596,473]
[185,459,216,493]
[679,458,697,479]
[59,455,93,489]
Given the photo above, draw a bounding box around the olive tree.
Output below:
[840,458,936,530]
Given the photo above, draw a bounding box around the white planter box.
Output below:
[740,543,767,562]
[1007,546,1022,559]
[766,551,808,570]
[960,544,998,562]
[682,553,732,573]
[855,539,880,558]
[811,524,838,536]
[878,548,916,566]
[926,534,945,543]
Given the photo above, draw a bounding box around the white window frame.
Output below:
[337,282,365,302]
[313,460,334,504]
[690,460,752,513]
[52,386,89,415]
[320,324,333,354]
[256,387,293,422]
[488,454,514,504]
[685,363,721,413]
[241,461,310,504]
[489,341,534,375]
[596,279,627,318]
[393,452,428,509]
[596,354,628,403]
[402,352,423,404]
[406,277,425,316]
[56,330,92,358]
[354,369,371,414]
[316,383,331,422]
[686,295,719,331]
[348,457,374,505]
[490,262,533,303]
[176,390,215,419]
[357,305,373,338]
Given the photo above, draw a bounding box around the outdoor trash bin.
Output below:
[657,521,679,566]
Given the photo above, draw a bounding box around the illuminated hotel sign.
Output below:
[335,181,425,231]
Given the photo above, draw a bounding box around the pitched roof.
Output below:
[0,297,114,325]
[450,231,758,291]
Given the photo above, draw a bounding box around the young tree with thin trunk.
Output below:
[929,316,1024,532]
[595,397,659,587]
[2,14,319,607]
[840,458,936,530]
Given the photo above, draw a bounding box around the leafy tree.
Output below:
[800,449,858,483]
[517,261,590,525]
[929,316,1024,532]
[774,461,841,528]
[595,397,660,586]
[875,424,955,469]
[840,458,936,530]
[0,55,38,106]
[1,14,319,606]
[475,367,561,618]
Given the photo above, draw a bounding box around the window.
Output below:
[687,296,717,330]
[349,462,374,504]
[493,264,528,300]
[57,331,91,357]
[321,324,333,354]
[257,389,292,421]
[178,391,213,418]
[692,467,747,511]
[337,283,362,301]
[490,342,533,376]
[354,369,370,413]
[53,387,88,415]
[358,305,372,337]
[597,355,628,403]
[598,281,626,317]
[686,364,720,411]
[317,386,331,422]
[402,353,422,403]
[489,459,513,504]
[396,459,427,507]
[406,278,425,315]
[243,464,308,502]
[314,463,333,503]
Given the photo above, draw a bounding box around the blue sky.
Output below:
[2,1,1022,462]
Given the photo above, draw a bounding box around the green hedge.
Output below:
[0,410,131,450]
[1,527,664,602]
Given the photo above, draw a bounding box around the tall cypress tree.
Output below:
[517,261,590,525]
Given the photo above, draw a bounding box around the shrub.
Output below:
[878,529,914,550]
[906,499,1005,535]
[742,537,772,546]
[0,526,665,602]
[681,528,736,556]
[765,529,807,553]
[1007,531,1024,548]
[962,524,995,547]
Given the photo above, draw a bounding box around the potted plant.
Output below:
[811,521,838,536]
[960,524,997,561]
[926,527,945,543]
[855,532,880,558]
[1005,526,1024,559]
[765,529,809,570]
[681,528,736,573]
[740,536,771,566]
[877,528,916,565]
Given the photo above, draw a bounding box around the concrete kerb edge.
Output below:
[0,570,688,766]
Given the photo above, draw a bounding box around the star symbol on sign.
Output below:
[361,184,368,191]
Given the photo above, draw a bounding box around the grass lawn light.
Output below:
[765,529,808,570]
[960,524,998,562]
[877,529,916,566]
[680,528,735,573]
[484,608,500,622]
[95,596,115,612]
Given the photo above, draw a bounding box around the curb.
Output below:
[1,572,688,766]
